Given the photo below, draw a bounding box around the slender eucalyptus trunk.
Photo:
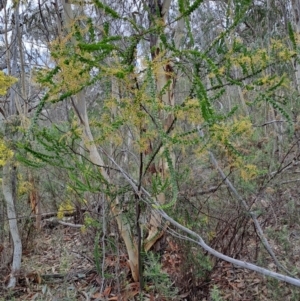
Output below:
[3,163,22,288]
[144,0,184,251]
[292,0,300,93]
[2,1,22,288]
[75,90,139,281]
[61,0,139,281]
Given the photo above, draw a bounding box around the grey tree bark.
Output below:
[3,163,22,288]
[292,0,300,93]
[2,1,22,288]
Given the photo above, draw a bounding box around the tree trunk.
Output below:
[2,1,22,288]
[144,0,183,251]
[292,0,300,93]
[76,90,139,281]
[3,162,22,288]
[28,172,41,230]
[61,0,139,281]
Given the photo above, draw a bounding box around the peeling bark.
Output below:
[144,0,183,250]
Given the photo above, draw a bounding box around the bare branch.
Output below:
[254,120,285,127]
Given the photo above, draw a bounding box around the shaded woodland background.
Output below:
[2,0,300,300]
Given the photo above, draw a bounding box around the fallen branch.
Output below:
[43,218,83,228]
[197,127,293,276]
[57,220,83,228]
[105,151,300,287]
[209,148,293,276]
[156,206,300,287]
[22,269,96,285]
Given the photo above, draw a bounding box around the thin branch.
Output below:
[267,138,300,181]
[179,185,221,196]
[281,178,300,184]
[142,116,177,177]
[253,120,285,127]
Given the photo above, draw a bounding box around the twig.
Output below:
[80,291,91,301]
[179,185,222,197]
[281,178,300,184]
[71,251,94,264]
[254,120,285,127]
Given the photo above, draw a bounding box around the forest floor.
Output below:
[1,223,300,301]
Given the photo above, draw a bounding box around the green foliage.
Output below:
[210,285,224,301]
[144,252,178,299]
[179,0,204,18]
[288,22,297,51]
[94,230,102,274]
[92,0,120,19]
[78,39,118,52]
[191,248,212,278]
[87,17,96,42]
[22,2,297,233]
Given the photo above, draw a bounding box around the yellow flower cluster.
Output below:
[232,157,257,181]
[211,117,252,146]
[57,200,75,219]
[0,141,13,166]
[0,71,17,96]
[210,117,257,180]
[18,180,33,196]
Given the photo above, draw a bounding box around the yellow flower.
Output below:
[57,200,75,219]
[0,71,17,95]
[0,141,13,166]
